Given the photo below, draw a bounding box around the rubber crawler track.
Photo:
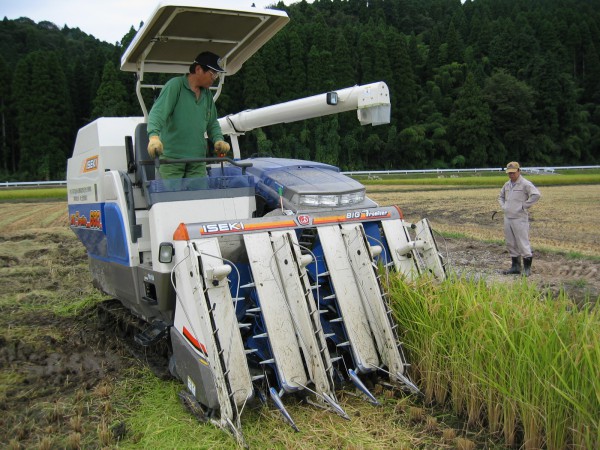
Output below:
[96,299,172,379]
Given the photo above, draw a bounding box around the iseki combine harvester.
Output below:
[67,1,446,444]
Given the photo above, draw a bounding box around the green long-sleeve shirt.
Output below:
[147,75,223,159]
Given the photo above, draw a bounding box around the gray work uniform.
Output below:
[498,175,540,258]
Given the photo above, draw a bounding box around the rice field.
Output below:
[367,180,600,448]
[0,187,66,201]
[1,177,598,449]
[390,275,600,450]
[368,184,600,256]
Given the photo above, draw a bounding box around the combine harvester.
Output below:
[67,1,445,444]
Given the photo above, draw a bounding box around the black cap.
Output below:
[194,51,225,73]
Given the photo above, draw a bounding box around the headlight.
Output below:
[158,242,174,263]
[339,192,365,205]
[319,195,339,206]
[297,191,365,207]
[299,194,320,206]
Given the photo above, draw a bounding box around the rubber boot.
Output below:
[522,257,532,277]
[503,257,521,275]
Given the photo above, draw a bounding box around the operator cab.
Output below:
[131,122,254,207]
[120,1,289,206]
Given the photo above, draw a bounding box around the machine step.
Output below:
[134,321,168,347]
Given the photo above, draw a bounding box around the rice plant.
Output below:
[389,274,600,449]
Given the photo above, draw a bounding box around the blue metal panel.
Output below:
[69,202,130,266]
[104,203,130,265]
[68,203,107,258]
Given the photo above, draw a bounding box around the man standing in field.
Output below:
[498,161,541,276]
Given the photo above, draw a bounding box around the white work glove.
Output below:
[214,140,230,158]
[148,135,163,158]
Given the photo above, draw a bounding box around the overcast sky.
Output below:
[2,1,297,44]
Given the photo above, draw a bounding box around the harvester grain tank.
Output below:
[66,1,445,444]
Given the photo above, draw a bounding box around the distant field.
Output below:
[1,171,598,256]
[0,187,66,201]
[367,184,600,257]
[1,169,599,201]
[358,172,600,188]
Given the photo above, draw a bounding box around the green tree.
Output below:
[286,30,307,98]
[3,0,600,177]
[70,59,92,127]
[314,116,340,166]
[0,56,12,172]
[387,32,417,129]
[565,22,585,80]
[242,54,270,109]
[357,20,391,84]
[307,45,334,93]
[332,30,355,89]
[425,26,442,76]
[489,18,539,77]
[12,51,74,179]
[256,128,274,155]
[483,70,536,164]
[448,72,493,166]
[261,31,289,101]
[527,54,578,163]
[445,19,463,63]
[91,61,129,119]
[339,132,360,170]
[431,62,467,115]
[398,124,428,168]
[582,40,600,102]
[407,32,424,79]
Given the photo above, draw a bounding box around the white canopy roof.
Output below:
[120,1,289,76]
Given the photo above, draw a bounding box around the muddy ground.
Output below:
[0,199,598,448]
[440,237,599,304]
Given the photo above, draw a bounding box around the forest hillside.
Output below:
[1,0,599,180]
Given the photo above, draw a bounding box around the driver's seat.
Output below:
[134,122,154,184]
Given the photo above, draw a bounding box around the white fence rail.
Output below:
[1,165,598,188]
[1,180,67,188]
[343,165,600,176]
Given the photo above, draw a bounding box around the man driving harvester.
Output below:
[146,51,231,180]
[498,161,541,277]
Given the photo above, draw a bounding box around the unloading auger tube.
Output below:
[167,205,445,441]
[219,82,391,160]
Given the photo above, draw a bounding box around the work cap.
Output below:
[506,161,520,173]
[194,51,225,73]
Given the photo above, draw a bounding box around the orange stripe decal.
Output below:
[313,210,392,224]
[183,326,207,356]
[313,215,347,224]
[243,220,297,230]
